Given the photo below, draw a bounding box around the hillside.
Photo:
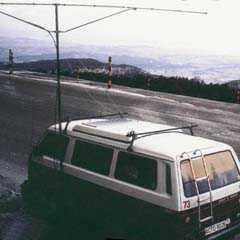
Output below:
[0,58,237,104]
[0,58,144,76]
[2,37,240,83]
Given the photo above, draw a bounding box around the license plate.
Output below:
[205,218,231,236]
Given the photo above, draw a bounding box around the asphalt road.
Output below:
[0,70,240,239]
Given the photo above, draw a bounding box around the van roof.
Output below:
[49,118,230,161]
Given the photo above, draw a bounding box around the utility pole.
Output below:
[55,4,62,134]
[108,56,112,89]
[8,49,14,74]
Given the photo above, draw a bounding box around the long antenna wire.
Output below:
[60,8,133,34]
[0,2,207,15]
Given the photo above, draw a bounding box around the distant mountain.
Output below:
[0,58,145,76]
[0,53,237,104]
[2,36,240,83]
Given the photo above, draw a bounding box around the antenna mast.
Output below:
[54,4,62,133]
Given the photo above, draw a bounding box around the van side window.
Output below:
[165,163,172,195]
[115,152,157,190]
[35,132,69,161]
[71,140,113,175]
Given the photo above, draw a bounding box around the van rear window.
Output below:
[35,132,69,161]
[115,152,157,190]
[181,151,240,197]
[71,140,113,175]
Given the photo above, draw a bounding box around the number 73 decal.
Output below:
[183,200,190,209]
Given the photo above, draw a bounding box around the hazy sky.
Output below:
[0,0,240,55]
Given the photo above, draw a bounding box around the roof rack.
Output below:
[63,112,128,133]
[127,124,198,151]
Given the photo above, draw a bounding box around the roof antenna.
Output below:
[54,4,62,135]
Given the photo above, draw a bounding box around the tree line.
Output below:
[66,70,236,103]
[5,62,237,104]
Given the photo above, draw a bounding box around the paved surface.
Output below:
[0,70,240,239]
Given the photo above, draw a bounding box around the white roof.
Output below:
[49,118,230,161]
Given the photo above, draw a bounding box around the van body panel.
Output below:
[26,159,180,239]
[32,154,178,211]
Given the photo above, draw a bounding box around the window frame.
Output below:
[180,150,240,198]
[114,150,158,191]
[165,162,172,195]
[70,137,115,176]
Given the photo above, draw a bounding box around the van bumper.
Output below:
[184,220,240,240]
[205,221,240,240]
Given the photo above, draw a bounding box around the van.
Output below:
[22,115,240,239]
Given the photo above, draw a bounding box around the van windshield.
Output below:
[181,151,240,197]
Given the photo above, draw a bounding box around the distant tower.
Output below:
[8,49,14,74]
[107,56,112,89]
